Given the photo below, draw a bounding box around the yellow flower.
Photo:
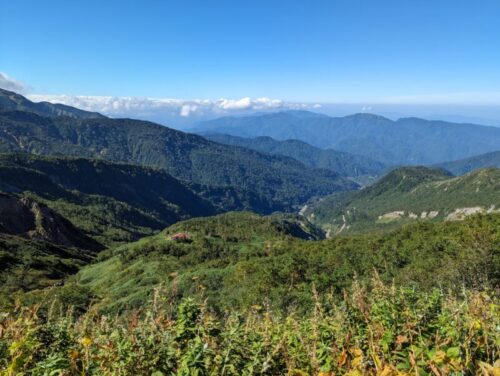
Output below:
[379,366,394,376]
[318,372,334,376]
[350,348,364,368]
[80,336,93,347]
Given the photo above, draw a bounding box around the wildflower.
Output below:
[80,336,93,347]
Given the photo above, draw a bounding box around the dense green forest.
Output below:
[0,88,104,119]
[304,166,500,234]
[0,89,357,214]
[204,134,386,180]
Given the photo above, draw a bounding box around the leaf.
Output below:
[446,347,460,359]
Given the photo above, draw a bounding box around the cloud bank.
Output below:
[26,94,320,119]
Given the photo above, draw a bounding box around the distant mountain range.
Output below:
[204,134,386,181]
[194,110,500,165]
[436,151,500,175]
[0,89,357,214]
[304,166,500,234]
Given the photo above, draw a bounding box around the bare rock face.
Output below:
[0,193,102,251]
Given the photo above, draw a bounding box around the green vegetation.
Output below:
[0,192,102,251]
[1,90,499,375]
[0,192,101,307]
[0,153,217,244]
[49,212,499,315]
[204,134,386,180]
[305,166,500,234]
[0,233,95,306]
[194,110,500,165]
[1,278,498,375]
[0,99,357,213]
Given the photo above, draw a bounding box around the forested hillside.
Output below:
[0,88,105,119]
[437,150,500,175]
[0,97,357,213]
[0,154,218,244]
[304,166,500,234]
[205,133,386,180]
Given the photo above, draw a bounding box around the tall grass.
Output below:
[1,277,498,375]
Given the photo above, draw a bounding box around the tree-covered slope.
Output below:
[194,111,500,165]
[0,193,103,305]
[0,154,220,244]
[436,150,500,175]
[0,192,102,251]
[0,88,105,119]
[0,106,357,213]
[204,133,386,179]
[304,166,500,234]
[59,211,499,313]
[0,233,97,305]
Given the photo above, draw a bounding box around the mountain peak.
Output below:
[0,88,105,119]
[369,166,452,193]
[343,112,392,122]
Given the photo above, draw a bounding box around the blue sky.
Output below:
[1,0,500,126]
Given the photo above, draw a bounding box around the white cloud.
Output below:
[0,72,28,93]
[180,104,198,117]
[26,94,317,119]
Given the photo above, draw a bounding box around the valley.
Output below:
[0,88,498,375]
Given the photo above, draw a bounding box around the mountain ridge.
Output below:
[436,150,500,175]
[304,166,500,234]
[0,92,358,214]
[203,133,386,180]
[0,88,105,119]
[193,110,500,165]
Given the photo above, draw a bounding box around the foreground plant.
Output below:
[0,278,498,375]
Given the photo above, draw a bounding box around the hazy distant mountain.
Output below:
[0,88,105,119]
[194,111,500,165]
[304,166,500,234]
[436,151,500,175]
[0,93,357,214]
[204,134,386,179]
